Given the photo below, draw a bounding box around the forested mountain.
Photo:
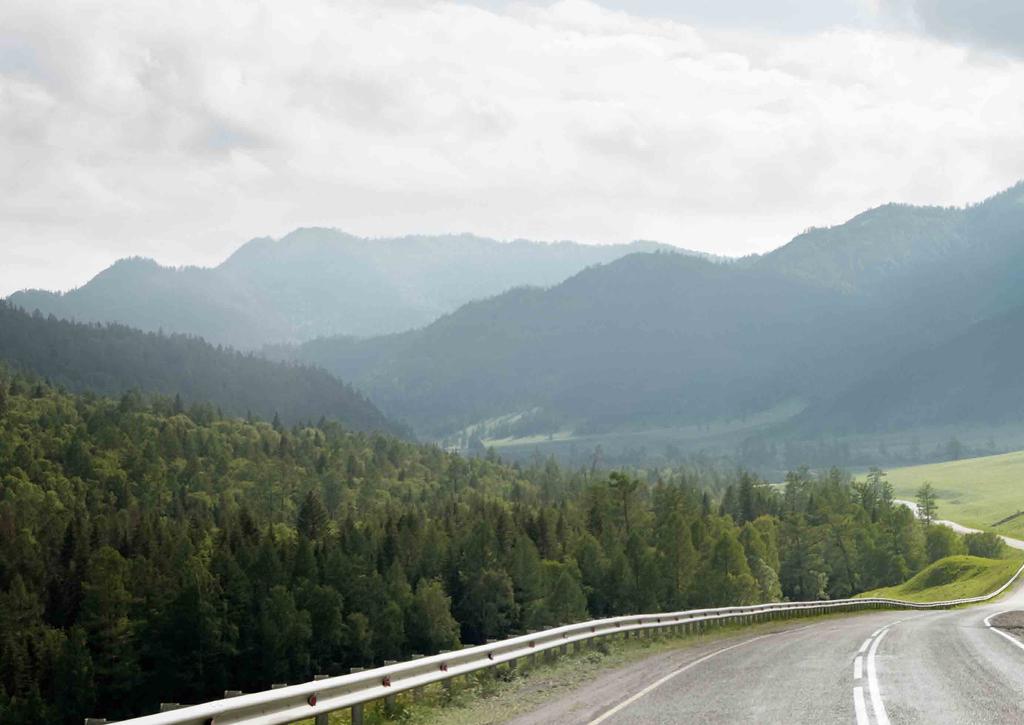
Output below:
[0,373,984,723]
[297,252,879,437]
[796,301,1024,434]
[0,302,402,435]
[295,182,1024,443]
[7,230,675,349]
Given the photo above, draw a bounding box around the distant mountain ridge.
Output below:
[293,181,1024,442]
[7,230,686,349]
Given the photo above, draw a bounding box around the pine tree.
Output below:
[296,490,329,540]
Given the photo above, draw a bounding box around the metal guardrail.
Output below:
[110,560,1024,725]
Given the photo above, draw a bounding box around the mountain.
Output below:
[296,251,880,437]
[0,301,403,435]
[795,302,1024,434]
[295,182,1024,443]
[7,230,679,349]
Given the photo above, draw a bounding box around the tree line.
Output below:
[0,301,404,435]
[0,372,1003,723]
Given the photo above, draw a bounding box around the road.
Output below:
[894,499,1024,550]
[507,548,1024,723]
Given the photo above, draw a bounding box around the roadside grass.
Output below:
[876,450,1024,538]
[856,554,1024,603]
[291,610,865,725]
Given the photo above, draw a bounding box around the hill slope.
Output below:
[297,251,881,436]
[857,555,1022,602]
[296,182,1024,441]
[0,302,402,434]
[871,451,1024,539]
[7,231,676,349]
[796,302,1024,436]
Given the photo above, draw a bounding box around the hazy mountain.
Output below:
[7,230,679,349]
[0,302,403,435]
[295,182,1024,441]
[796,301,1024,434]
[297,251,881,437]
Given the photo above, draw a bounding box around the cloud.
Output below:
[1,0,1024,296]
[874,0,1024,56]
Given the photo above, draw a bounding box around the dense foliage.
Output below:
[0,301,403,435]
[0,375,981,723]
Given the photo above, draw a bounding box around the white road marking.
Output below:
[854,655,863,680]
[867,628,891,725]
[859,637,872,654]
[586,634,775,724]
[984,611,1024,653]
[853,686,870,725]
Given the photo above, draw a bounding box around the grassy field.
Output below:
[876,450,1024,538]
[857,555,1024,603]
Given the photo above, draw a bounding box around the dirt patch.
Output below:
[989,610,1024,640]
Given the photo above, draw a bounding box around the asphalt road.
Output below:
[894,500,1024,550]
[508,577,1024,724]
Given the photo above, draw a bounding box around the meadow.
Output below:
[879,450,1024,538]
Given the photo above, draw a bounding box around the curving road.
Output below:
[893,500,1024,550]
[508,546,1024,723]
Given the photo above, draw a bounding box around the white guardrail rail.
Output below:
[109,560,1024,725]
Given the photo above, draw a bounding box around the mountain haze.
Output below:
[296,182,1024,444]
[8,231,678,349]
[797,301,1024,434]
[0,302,403,434]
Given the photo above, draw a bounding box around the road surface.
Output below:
[894,499,1024,550]
[507,537,1024,723]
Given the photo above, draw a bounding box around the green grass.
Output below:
[876,449,1024,538]
[857,555,1024,603]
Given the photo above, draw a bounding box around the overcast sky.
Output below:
[2,0,1024,296]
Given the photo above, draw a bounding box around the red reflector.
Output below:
[308,694,317,706]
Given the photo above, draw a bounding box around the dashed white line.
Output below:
[853,655,863,680]
[858,637,872,654]
[853,686,870,725]
[867,628,891,725]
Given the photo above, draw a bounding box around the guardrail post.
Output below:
[224,689,243,698]
[350,667,366,724]
[383,660,398,706]
[159,703,182,712]
[314,674,329,725]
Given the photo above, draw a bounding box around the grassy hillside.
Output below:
[857,555,1024,603]
[880,450,1024,538]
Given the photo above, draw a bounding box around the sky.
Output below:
[2,0,1024,296]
